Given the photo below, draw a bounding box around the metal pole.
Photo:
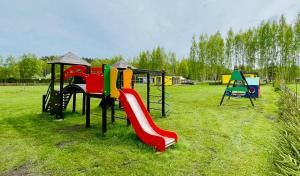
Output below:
[131,74,135,89]
[162,71,166,117]
[42,95,46,112]
[59,64,64,92]
[59,64,64,119]
[119,70,123,109]
[147,72,150,112]
[87,66,91,74]
[51,64,55,91]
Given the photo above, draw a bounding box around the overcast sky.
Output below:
[0,0,300,59]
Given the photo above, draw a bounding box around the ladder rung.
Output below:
[149,95,161,98]
[149,108,161,111]
[114,116,127,120]
[149,102,162,104]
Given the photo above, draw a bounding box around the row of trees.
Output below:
[0,54,46,80]
[1,13,300,82]
[0,54,123,81]
[187,14,300,82]
[132,14,300,82]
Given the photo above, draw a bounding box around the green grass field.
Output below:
[0,85,279,175]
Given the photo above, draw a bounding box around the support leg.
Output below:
[162,71,166,116]
[42,95,46,112]
[102,101,107,134]
[111,100,115,123]
[82,94,86,115]
[252,93,256,100]
[247,93,254,107]
[86,94,90,128]
[220,91,227,106]
[59,93,64,119]
[220,81,231,106]
[72,93,76,113]
[127,118,131,126]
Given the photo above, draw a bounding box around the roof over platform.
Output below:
[48,52,91,66]
[246,77,260,85]
[112,59,136,69]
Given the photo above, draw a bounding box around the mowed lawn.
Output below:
[0,84,279,175]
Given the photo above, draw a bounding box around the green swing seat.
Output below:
[226,86,248,92]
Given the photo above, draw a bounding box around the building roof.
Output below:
[48,52,91,66]
[112,59,136,69]
[246,77,260,85]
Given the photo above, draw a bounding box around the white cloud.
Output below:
[0,0,299,59]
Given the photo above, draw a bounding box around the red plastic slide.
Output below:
[119,89,178,151]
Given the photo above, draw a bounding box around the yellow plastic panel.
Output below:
[165,76,173,86]
[110,67,120,98]
[222,75,231,84]
[123,69,133,89]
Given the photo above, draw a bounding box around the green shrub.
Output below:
[273,76,285,92]
[274,91,300,175]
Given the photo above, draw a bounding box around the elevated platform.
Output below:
[62,84,103,96]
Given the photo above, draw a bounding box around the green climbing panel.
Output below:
[104,65,110,96]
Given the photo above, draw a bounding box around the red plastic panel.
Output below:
[86,74,104,94]
[91,67,102,75]
[119,89,177,151]
[64,65,88,81]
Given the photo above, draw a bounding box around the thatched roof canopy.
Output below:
[48,52,90,66]
[112,60,136,69]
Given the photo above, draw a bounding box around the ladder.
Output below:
[62,92,72,109]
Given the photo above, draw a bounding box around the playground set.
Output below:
[220,68,258,107]
[42,52,177,151]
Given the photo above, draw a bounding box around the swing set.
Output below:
[220,68,256,107]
